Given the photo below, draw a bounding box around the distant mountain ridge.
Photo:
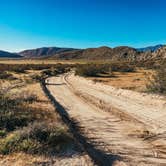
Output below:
[0,44,165,61]
[19,47,79,57]
[39,45,166,61]
[49,46,139,61]
[137,44,164,52]
[0,50,21,58]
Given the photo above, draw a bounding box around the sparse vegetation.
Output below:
[0,69,76,157]
[146,60,166,94]
[0,63,72,73]
[0,122,73,155]
[0,72,16,80]
[75,63,108,77]
[75,62,135,77]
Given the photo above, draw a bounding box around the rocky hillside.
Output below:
[0,45,166,61]
[19,47,79,57]
[0,50,21,58]
[48,46,140,61]
[151,46,166,59]
[49,45,166,61]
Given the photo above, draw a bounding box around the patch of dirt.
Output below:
[46,73,166,165]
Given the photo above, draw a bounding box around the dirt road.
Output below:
[46,73,166,166]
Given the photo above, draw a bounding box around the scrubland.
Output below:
[0,64,91,165]
[0,59,166,165]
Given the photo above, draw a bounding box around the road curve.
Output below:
[46,73,166,166]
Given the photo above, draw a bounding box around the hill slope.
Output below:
[48,46,140,60]
[137,45,163,52]
[0,50,21,58]
[49,45,166,61]
[1,45,166,61]
[19,47,79,57]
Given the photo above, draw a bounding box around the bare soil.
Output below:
[46,73,166,166]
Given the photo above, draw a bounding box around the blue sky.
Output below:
[0,0,166,52]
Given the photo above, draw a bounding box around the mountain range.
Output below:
[0,50,21,58]
[20,47,78,57]
[0,45,165,61]
[137,44,163,52]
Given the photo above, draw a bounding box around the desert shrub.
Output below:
[134,59,162,69]
[14,91,38,103]
[0,130,6,137]
[0,75,75,156]
[75,63,112,77]
[0,90,37,109]
[75,62,135,77]
[110,62,135,72]
[146,60,166,94]
[0,112,32,132]
[31,74,42,82]
[55,63,72,73]
[0,122,74,155]
[0,72,16,80]
[0,90,37,131]
[42,68,58,76]
[75,64,98,76]
[0,63,74,74]
[42,64,72,77]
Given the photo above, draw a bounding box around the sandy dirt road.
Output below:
[46,73,166,166]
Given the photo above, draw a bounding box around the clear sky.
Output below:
[0,0,166,52]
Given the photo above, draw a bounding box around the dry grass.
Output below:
[0,152,92,166]
[0,59,78,64]
[0,70,91,165]
[89,69,154,92]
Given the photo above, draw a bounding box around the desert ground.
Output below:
[0,61,166,166]
[46,72,166,165]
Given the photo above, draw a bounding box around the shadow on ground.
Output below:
[41,79,122,166]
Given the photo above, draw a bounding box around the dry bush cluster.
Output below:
[147,60,166,94]
[0,79,75,155]
[0,122,73,155]
[75,62,135,77]
[0,63,74,75]
[0,72,16,80]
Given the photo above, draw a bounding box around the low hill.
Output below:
[48,46,140,61]
[1,44,166,61]
[48,45,166,61]
[0,50,21,58]
[19,47,79,57]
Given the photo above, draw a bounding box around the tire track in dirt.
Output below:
[65,73,166,134]
[46,74,166,165]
